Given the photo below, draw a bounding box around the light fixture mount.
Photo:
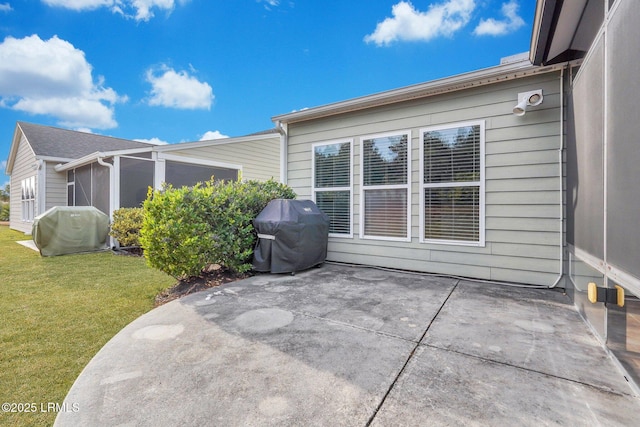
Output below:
[513,89,544,116]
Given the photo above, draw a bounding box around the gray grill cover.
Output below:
[253,199,329,273]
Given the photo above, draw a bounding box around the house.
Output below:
[5,122,281,234]
[273,56,568,288]
[271,0,639,393]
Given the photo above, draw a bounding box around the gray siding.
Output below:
[9,134,37,234]
[45,162,68,210]
[287,73,563,286]
[166,136,280,181]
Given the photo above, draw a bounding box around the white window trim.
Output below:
[419,120,485,247]
[21,176,36,222]
[311,139,354,238]
[359,130,412,242]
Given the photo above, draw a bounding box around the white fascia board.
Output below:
[272,61,566,124]
[154,132,279,153]
[53,148,153,172]
[6,124,34,174]
[157,152,243,171]
[54,152,103,172]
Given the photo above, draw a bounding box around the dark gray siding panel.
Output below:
[606,0,640,278]
[567,37,604,260]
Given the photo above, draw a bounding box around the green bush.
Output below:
[0,202,9,221]
[109,207,144,247]
[140,178,295,279]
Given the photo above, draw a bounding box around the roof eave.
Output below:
[53,147,153,172]
[154,131,280,153]
[5,123,33,175]
[272,60,564,124]
[530,0,559,66]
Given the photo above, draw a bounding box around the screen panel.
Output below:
[606,0,640,280]
[567,37,605,260]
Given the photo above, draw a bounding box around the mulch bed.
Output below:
[113,247,254,306]
[154,265,253,306]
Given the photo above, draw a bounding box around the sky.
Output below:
[0,0,536,186]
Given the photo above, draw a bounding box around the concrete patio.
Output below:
[56,263,639,426]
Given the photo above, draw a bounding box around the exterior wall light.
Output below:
[513,89,544,116]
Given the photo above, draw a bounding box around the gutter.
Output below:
[273,60,567,124]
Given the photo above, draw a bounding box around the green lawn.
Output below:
[0,225,175,427]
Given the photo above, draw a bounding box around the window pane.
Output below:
[424,125,480,183]
[314,142,350,188]
[120,157,154,208]
[424,186,479,242]
[363,134,408,186]
[364,188,407,238]
[315,191,350,235]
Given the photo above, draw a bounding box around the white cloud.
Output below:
[146,66,213,110]
[1,160,7,171]
[135,137,169,145]
[364,0,475,46]
[258,0,279,10]
[0,34,125,129]
[0,3,13,12]
[41,0,189,22]
[473,0,525,36]
[199,130,229,141]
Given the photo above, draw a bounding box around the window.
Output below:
[21,176,36,222]
[420,121,485,246]
[360,131,411,241]
[312,140,352,237]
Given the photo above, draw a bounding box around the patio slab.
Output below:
[55,263,639,426]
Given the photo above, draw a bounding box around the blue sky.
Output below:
[1,0,535,185]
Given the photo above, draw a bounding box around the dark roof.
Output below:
[18,122,154,160]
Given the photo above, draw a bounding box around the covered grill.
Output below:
[32,206,110,257]
[252,199,329,273]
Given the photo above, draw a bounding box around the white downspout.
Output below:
[549,66,566,288]
[97,154,116,248]
[36,159,45,216]
[275,121,288,184]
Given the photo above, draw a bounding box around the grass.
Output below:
[0,225,175,427]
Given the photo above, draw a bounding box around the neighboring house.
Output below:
[5,122,281,234]
[530,0,640,390]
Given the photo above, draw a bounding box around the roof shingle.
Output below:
[18,122,153,160]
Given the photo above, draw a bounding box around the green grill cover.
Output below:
[32,206,110,257]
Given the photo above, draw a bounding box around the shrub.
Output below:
[0,202,9,221]
[109,207,144,247]
[140,178,295,279]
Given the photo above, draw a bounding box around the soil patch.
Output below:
[154,265,253,306]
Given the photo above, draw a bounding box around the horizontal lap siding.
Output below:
[45,162,67,210]
[9,135,36,233]
[287,73,563,286]
[167,137,280,181]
